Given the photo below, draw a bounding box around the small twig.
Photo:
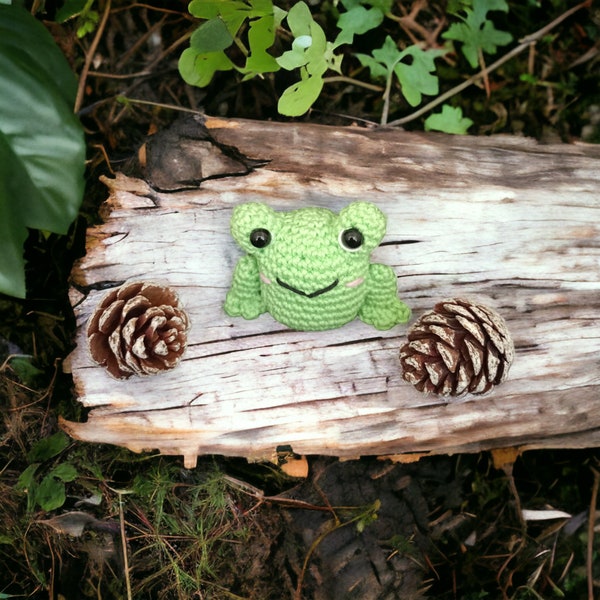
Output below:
[322,75,384,93]
[113,489,133,600]
[74,0,112,114]
[587,466,600,600]
[385,0,591,128]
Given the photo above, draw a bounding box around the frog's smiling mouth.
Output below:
[276,278,339,298]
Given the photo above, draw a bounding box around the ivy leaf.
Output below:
[335,4,384,46]
[425,104,474,134]
[357,37,443,106]
[443,0,512,68]
[394,45,444,107]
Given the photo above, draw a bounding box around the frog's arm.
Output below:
[358,263,411,330]
[224,255,266,320]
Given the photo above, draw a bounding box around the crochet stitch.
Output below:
[224,202,411,331]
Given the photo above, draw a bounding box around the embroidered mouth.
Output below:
[276,278,339,298]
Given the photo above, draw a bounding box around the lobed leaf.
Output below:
[394,45,444,107]
[425,104,474,134]
[443,0,512,68]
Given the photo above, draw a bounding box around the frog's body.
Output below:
[224,202,411,331]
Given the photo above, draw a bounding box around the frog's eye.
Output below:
[250,228,272,248]
[339,228,364,252]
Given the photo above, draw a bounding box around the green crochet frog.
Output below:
[224,202,411,331]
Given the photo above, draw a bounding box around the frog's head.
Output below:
[230,201,386,299]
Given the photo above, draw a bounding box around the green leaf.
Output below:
[27,431,70,462]
[356,52,388,80]
[6,355,44,386]
[55,0,88,23]
[16,464,40,492]
[443,0,512,68]
[0,4,85,298]
[178,47,234,87]
[189,17,234,53]
[278,73,324,116]
[425,104,474,134]
[357,37,443,106]
[394,45,443,107]
[244,5,280,75]
[37,476,67,511]
[276,2,331,116]
[335,4,384,46]
[187,0,248,35]
[49,462,78,482]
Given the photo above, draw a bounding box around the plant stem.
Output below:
[322,75,384,93]
[384,0,592,128]
[74,0,112,114]
[118,490,133,600]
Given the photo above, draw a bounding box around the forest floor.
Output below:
[1,1,599,598]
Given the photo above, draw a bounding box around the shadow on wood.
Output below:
[62,116,600,468]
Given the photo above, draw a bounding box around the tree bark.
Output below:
[62,116,600,468]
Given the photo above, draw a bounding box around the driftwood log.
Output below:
[62,116,600,468]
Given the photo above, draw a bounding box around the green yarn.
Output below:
[224,202,411,331]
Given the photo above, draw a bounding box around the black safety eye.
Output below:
[250,228,271,248]
[339,228,364,251]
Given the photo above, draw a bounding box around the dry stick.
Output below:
[587,467,600,600]
[117,490,133,600]
[384,0,591,129]
[74,0,112,114]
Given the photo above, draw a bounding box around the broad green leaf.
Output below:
[425,104,474,134]
[178,47,234,87]
[443,0,512,68]
[189,17,233,53]
[278,74,324,116]
[0,5,85,298]
[16,464,39,492]
[49,463,78,482]
[394,45,443,106]
[27,431,71,462]
[37,476,67,511]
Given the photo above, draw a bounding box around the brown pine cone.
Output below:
[400,298,514,396]
[87,282,190,379]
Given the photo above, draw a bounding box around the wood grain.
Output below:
[62,117,600,467]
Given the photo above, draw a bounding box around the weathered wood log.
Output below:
[62,116,600,468]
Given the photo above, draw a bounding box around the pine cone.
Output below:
[400,298,514,396]
[87,282,190,379]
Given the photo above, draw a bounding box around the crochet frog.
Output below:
[224,202,411,331]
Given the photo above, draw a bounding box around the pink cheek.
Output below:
[345,277,364,288]
[260,273,272,285]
